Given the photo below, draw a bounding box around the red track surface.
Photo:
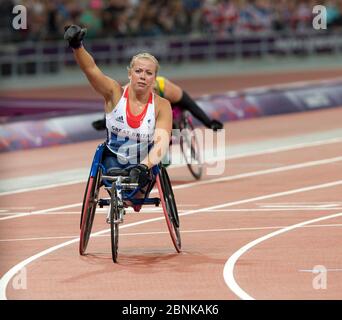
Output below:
[1,70,342,300]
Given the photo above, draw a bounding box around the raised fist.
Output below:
[64,25,87,49]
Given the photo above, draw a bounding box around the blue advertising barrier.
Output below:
[1,78,342,152]
[194,78,342,124]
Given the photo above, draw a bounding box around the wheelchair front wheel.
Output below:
[157,167,181,252]
[110,184,120,263]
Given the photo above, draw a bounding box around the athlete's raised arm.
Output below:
[64,25,122,108]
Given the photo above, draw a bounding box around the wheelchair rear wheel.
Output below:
[180,112,203,180]
[79,169,100,255]
[157,166,181,252]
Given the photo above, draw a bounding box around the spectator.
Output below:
[157,0,188,35]
[102,0,131,37]
[326,0,342,27]
[79,0,103,38]
[293,0,312,32]
[2,0,342,43]
[182,0,204,34]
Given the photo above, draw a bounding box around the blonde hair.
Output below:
[128,52,160,75]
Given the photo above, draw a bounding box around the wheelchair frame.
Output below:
[79,143,181,263]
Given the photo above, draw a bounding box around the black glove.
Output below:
[92,118,106,131]
[129,164,150,187]
[64,25,87,49]
[210,120,223,131]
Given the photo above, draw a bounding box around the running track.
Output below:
[0,71,342,300]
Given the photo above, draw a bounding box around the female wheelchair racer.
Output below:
[64,25,181,262]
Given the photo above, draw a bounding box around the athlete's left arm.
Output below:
[141,98,172,168]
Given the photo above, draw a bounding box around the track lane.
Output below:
[1,153,342,299]
[1,92,342,299]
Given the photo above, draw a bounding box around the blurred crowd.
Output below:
[1,0,342,42]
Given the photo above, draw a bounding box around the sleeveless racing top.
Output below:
[106,86,155,164]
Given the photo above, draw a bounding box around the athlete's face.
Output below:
[129,58,157,94]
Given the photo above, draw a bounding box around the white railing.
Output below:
[1,30,341,77]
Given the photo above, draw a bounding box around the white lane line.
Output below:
[299,268,342,272]
[3,207,342,216]
[0,207,36,210]
[4,203,342,217]
[0,179,86,197]
[0,235,79,242]
[170,155,342,191]
[223,211,342,300]
[0,204,187,220]
[1,136,341,197]
[0,203,82,221]
[1,179,342,300]
[4,206,342,218]
[259,204,339,208]
[257,202,342,205]
[0,212,28,216]
[171,136,342,169]
[2,223,342,243]
[2,155,342,221]
[203,208,342,212]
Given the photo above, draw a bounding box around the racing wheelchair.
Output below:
[79,143,181,263]
[172,106,203,180]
